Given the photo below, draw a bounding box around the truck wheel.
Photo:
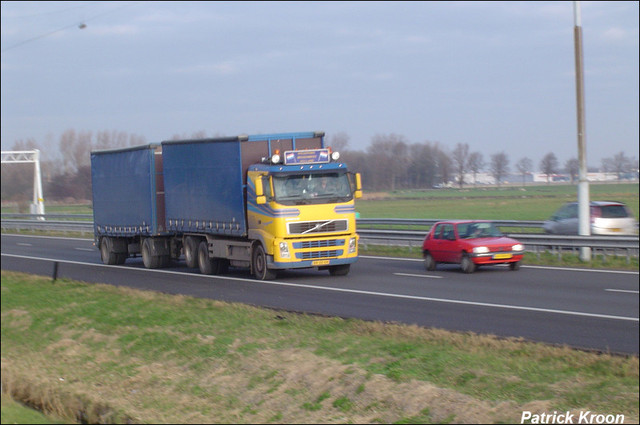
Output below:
[100,237,118,265]
[198,241,220,275]
[184,236,198,268]
[252,244,276,280]
[460,253,476,274]
[329,264,350,276]
[142,238,161,269]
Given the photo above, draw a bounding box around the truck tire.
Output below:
[198,241,220,275]
[252,244,276,280]
[142,238,161,269]
[184,236,199,269]
[328,264,350,276]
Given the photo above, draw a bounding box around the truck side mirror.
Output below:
[354,173,362,199]
[255,177,266,205]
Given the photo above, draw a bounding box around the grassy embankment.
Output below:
[1,271,638,424]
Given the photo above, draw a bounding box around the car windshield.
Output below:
[271,172,352,205]
[458,222,503,239]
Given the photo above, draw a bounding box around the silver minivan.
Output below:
[543,201,637,235]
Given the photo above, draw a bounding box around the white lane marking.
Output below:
[75,248,95,251]
[17,243,33,246]
[1,234,92,242]
[394,273,443,279]
[1,236,636,275]
[360,255,639,275]
[605,289,639,294]
[2,253,637,323]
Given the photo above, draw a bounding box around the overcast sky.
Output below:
[1,1,638,168]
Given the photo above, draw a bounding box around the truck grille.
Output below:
[293,239,345,249]
[288,219,348,235]
[296,250,343,260]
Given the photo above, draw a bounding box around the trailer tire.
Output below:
[252,244,276,280]
[100,237,120,265]
[198,241,220,275]
[142,238,161,269]
[184,236,199,269]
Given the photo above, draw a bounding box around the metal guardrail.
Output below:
[1,219,94,234]
[2,214,638,258]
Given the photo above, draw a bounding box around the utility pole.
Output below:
[573,1,591,261]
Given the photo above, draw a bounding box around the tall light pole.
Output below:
[573,1,591,261]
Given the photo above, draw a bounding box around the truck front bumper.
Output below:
[268,234,358,270]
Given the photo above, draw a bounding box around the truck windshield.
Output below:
[272,172,353,205]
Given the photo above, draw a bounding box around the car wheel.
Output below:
[460,253,476,274]
[424,252,436,271]
[509,261,520,271]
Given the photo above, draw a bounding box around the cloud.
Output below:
[172,60,239,76]
[86,24,139,36]
[600,26,634,42]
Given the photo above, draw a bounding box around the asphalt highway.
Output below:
[2,233,638,355]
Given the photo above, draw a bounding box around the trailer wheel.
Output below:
[100,237,118,265]
[252,244,276,280]
[142,238,161,269]
[198,241,219,275]
[184,236,199,268]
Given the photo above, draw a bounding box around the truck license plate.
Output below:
[312,259,330,266]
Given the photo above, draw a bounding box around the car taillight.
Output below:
[590,207,600,223]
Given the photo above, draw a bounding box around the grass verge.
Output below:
[1,271,638,424]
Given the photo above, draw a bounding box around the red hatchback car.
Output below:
[422,220,525,273]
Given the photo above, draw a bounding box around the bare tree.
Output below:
[490,152,509,187]
[452,143,469,188]
[539,152,559,184]
[329,132,350,152]
[59,129,92,174]
[564,158,579,184]
[407,142,441,188]
[367,133,409,191]
[603,151,633,180]
[515,157,533,186]
[467,152,484,186]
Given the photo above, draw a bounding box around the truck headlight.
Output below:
[279,241,290,258]
[348,237,357,254]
